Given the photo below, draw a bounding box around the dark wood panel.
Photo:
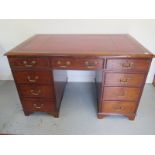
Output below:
[104,72,145,87]
[103,87,141,101]
[22,98,56,112]
[19,85,55,98]
[52,57,104,70]
[106,59,151,72]
[13,70,52,84]
[8,57,49,68]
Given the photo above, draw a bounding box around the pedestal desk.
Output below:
[5,34,154,120]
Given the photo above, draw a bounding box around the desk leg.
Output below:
[97,113,106,119]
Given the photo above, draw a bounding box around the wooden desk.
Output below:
[5,34,154,120]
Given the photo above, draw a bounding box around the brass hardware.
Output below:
[23,60,36,67]
[57,61,61,65]
[27,76,39,83]
[57,60,71,67]
[85,61,97,68]
[122,62,134,69]
[60,66,67,68]
[30,89,41,96]
[87,66,95,69]
[114,106,123,111]
[120,77,128,83]
[66,61,71,65]
[33,103,43,109]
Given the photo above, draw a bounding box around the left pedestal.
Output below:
[7,56,67,117]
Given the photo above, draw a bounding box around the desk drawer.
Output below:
[105,73,145,87]
[9,57,49,68]
[103,87,140,101]
[19,85,54,98]
[22,98,56,112]
[52,57,103,70]
[76,59,103,70]
[52,57,75,69]
[13,70,52,84]
[102,101,136,114]
[106,59,150,72]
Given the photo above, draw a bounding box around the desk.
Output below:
[5,34,154,120]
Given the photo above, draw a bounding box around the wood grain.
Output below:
[9,57,50,68]
[103,87,141,101]
[19,85,55,98]
[106,58,151,72]
[104,73,145,87]
[22,98,56,112]
[101,101,137,115]
[5,34,154,58]
[13,70,52,84]
[51,57,104,70]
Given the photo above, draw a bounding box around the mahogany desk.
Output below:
[5,34,154,120]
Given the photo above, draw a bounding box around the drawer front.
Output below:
[103,87,141,101]
[13,70,52,84]
[52,57,75,69]
[9,57,49,68]
[102,101,136,114]
[19,85,54,98]
[22,98,56,112]
[105,73,145,87]
[106,59,150,72]
[75,59,103,70]
[52,57,103,70]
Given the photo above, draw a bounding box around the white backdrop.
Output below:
[0,19,155,82]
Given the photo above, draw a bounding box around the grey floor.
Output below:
[0,81,155,135]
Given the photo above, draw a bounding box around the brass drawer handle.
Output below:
[57,61,61,65]
[66,61,71,65]
[87,66,95,69]
[114,106,124,111]
[33,103,44,109]
[30,89,41,96]
[23,60,36,67]
[27,76,39,83]
[57,60,71,68]
[120,78,128,83]
[122,62,134,69]
[59,65,67,68]
[85,61,98,68]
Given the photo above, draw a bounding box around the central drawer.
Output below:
[19,85,55,98]
[52,57,104,70]
[103,87,141,101]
